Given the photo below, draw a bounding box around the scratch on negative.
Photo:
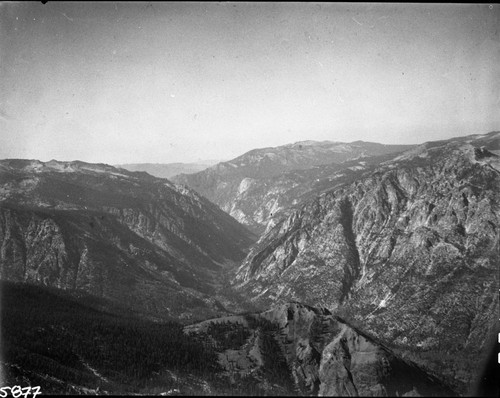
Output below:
[352,17,363,26]
[60,12,74,22]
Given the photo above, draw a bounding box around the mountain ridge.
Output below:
[0,158,256,321]
[115,161,220,179]
[233,131,500,393]
[173,140,415,233]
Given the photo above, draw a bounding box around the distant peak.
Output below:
[287,140,341,147]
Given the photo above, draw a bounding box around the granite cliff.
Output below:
[185,302,455,396]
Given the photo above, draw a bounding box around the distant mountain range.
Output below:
[172,141,414,233]
[1,132,498,396]
[116,160,220,179]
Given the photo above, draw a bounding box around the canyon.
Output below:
[1,132,499,396]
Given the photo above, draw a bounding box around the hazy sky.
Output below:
[1,2,499,164]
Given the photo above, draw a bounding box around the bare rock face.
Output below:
[234,132,500,393]
[316,321,455,397]
[185,302,454,396]
[0,160,256,320]
[173,141,413,234]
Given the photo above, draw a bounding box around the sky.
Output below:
[0,2,499,164]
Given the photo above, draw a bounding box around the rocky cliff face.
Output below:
[0,160,256,320]
[185,302,455,396]
[173,141,413,234]
[234,132,500,393]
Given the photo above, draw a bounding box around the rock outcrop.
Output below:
[185,302,455,396]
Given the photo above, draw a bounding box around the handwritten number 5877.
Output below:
[0,386,42,398]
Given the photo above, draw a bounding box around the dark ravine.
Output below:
[1,281,228,395]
